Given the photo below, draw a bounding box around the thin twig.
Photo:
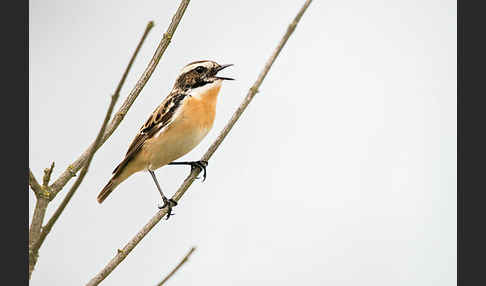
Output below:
[48,0,190,200]
[85,1,312,285]
[28,21,155,280]
[157,247,196,286]
[173,0,313,201]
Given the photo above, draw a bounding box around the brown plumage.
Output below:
[97,60,233,204]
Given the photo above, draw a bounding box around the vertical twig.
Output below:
[86,1,313,285]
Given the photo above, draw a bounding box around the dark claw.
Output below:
[191,160,208,182]
[158,198,178,220]
[165,212,175,220]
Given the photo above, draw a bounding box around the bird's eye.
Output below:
[195,66,206,73]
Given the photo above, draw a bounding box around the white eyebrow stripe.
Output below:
[180,61,214,74]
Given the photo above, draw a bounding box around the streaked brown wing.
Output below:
[112,92,188,175]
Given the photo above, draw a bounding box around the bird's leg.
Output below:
[149,170,177,219]
[168,160,209,181]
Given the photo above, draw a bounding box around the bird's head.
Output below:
[174,60,233,91]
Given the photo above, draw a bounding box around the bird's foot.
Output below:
[190,160,208,181]
[158,198,178,220]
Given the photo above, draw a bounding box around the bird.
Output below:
[97,60,233,218]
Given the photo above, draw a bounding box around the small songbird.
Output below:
[97,60,233,218]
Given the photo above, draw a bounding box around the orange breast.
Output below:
[183,81,221,129]
[144,81,222,170]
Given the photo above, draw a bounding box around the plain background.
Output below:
[29,0,456,285]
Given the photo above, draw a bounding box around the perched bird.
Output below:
[97,60,233,218]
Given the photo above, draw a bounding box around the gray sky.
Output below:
[29,0,456,285]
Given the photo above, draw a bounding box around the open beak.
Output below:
[215,64,234,80]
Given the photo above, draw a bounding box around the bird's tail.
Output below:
[97,178,119,204]
[98,155,143,203]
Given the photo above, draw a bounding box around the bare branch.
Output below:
[29,168,49,279]
[157,247,196,286]
[28,20,155,280]
[28,197,49,278]
[175,0,313,201]
[29,169,43,197]
[48,0,190,199]
[28,168,50,278]
[86,1,312,285]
